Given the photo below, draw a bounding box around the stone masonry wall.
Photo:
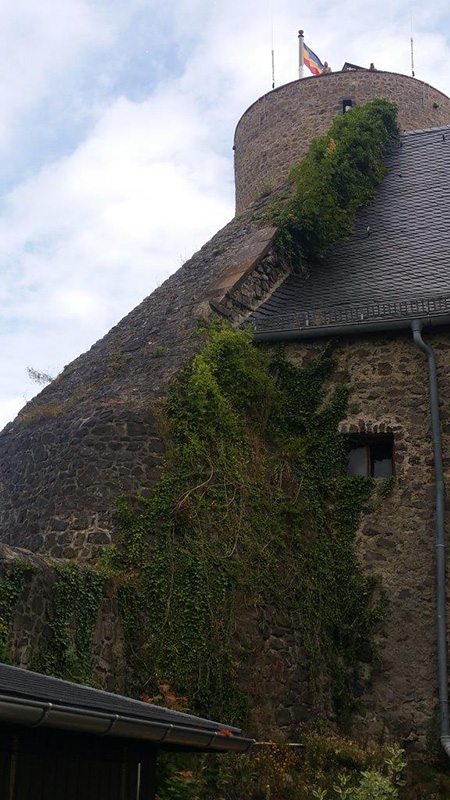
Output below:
[0,544,312,734]
[3,325,450,751]
[234,70,450,213]
[1,544,124,693]
[284,328,450,750]
[0,199,286,561]
[2,69,450,744]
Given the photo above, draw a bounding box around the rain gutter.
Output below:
[254,311,450,758]
[252,313,450,343]
[0,694,254,753]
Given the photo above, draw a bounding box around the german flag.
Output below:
[303,43,324,75]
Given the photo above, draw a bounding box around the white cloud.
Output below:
[0,0,115,152]
[0,84,234,428]
[1,0,450,429]
[0,396,27,428]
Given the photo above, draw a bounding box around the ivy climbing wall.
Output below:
[1,544,124,692]
[2,323,450,752]
[0,202,281,562]
[0,329,384,741]
[0,97,446,755]
[286,330,450,751]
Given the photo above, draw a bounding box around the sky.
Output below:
[1,0,450,429]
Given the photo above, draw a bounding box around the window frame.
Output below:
[342,97,353,114]
[345,433,394,478]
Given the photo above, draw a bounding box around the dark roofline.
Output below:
[400,123,450,137]
[341,62,366,71]
[0,665,253,753]
[250,125,450,339]
[252,292,450,337]
[253,309,450,343]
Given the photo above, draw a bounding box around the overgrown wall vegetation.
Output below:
[0,100,400,733]
[271,98,399,270]
[34,563,105,684]
[105,100,400,725]
[0,562,35,663]
[2,324,389,729]
[109,324,387,726]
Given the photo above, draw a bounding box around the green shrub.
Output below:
[272,99,398,271]
[155,736,405,800]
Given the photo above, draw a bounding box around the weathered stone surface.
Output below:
[0,545,124,692]
[234,70,450,213]
[2,275,450,748]
[285,329,450,749]
[0,198,288,561]
[1,70,450,753]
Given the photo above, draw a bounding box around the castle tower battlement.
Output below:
[234,69,450,213]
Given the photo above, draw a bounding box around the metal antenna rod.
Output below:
[410,7,415,77]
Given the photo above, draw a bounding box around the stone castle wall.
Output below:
[2,544,125,693]
[234,70,450,213]
[4,324,450,751]
[0,198,281,561]
[2,70,450,749]
[283,327,450,749]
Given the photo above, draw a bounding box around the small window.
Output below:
[342,98,353,113]
[346,435,393,477]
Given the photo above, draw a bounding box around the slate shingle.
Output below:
[250,126,450,333]
[0,663,241,732]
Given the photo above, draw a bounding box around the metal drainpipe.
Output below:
[253,316,450,751]
[411,319,450,757]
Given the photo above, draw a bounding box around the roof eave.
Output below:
[252,312,450,343]
[0,693,254,754]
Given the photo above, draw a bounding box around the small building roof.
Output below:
[250,125,450,338]
[0,664,253,752]
[342,62,367,71]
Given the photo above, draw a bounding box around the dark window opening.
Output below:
[346,434,394,477]
[342,98,353,113]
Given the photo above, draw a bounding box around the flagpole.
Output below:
[298,29,304,79]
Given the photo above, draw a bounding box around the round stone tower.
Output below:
[234,69,450,214]
[2,68,450,564]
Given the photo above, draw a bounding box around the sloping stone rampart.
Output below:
[0,201,283,560]
[234,70,450,213]
[2,71,450,750]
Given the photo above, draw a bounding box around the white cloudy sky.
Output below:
[1,0,450,428]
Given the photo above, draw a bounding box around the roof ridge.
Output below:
[400,124,450,138]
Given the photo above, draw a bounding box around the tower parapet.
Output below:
[234,70,450,214]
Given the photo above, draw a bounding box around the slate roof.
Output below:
[250,125,450,335]
[0,663,240,733]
